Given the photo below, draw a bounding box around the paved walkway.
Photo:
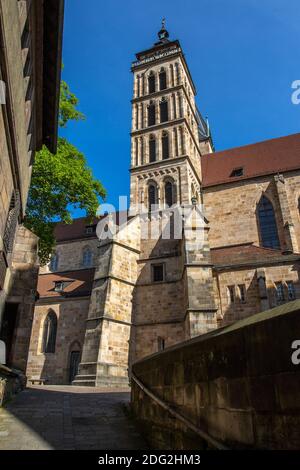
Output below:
[0,385,147,450]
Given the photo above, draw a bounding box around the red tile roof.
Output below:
[211,243,300,267]
[201,133,300,188]
[37,269,95,299]
[54,212,129,243]
[54,217,100,242]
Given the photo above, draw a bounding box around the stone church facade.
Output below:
[26,25,300,386]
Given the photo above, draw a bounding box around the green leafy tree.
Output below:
[25,80,106,264]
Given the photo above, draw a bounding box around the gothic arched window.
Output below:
[148,72,155,94]
[160,98,168,123]
[148,101,156,126]
[258,196,280,249]
[42,311,57,353]
[165,181,174,207]
[50,253,59,271]
[148,184,157,212]
[162,132,169,160]
[149,135,156,162]
[159,68,167,91]
[82,247,93,267]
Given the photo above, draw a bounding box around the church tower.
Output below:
[74,23,217,387]
[129,20,213,215]
[129,22,217,362]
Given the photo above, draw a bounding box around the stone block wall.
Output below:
[214,262,300,326]
[131,300,300,449]
[26,298,90,384]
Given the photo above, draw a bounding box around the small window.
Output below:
[287,281,296,300]
[85,225,95,235]
[54,281,64,292]
[230,167,244,178]
[158,337,165,351]
[82,247,93,267]
[275,283,285,303]
[50,253,59,272]
[152,264,164,282]
[238,284,246,302]
[227,285,235,303]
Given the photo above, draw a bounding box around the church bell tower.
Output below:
[129,20,213,215]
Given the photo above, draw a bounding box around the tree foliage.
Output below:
[25,80,106,264]
[59,80,85,127]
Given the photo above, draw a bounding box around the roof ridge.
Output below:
[202,132,300,157]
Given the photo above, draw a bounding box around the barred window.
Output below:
[227,286,235,304]
[287,281,296,300]
[275,283,285,303]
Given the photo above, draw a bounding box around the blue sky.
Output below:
[61,0,300,210]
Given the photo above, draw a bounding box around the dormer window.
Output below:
[54,280,72,293]
[230,167,244,178]
[54,281,64,292]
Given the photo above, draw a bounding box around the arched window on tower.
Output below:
[50,253,59,271]
[42,311,57,353]
[149,135,156,162]
[258,196,280,249]
[165,181,174,207]
[148,72,156,94]
[160,98,168,123]
[82,247,93,267]
[159,68,167,91]
[162,131,169,159]
[148,184,157,212]
[148,101,156,126]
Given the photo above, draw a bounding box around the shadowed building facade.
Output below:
[0,0,64,373]
[25,25,300,386]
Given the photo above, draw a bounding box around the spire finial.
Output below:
[157,18,169,43]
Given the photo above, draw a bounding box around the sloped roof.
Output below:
[54,217,100,242]
[37,269,95,299]
[201,133,300,188]
[211,243,300,268]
